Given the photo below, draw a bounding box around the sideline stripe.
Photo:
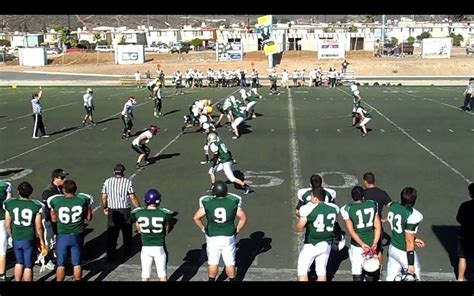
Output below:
[337,88,471,184]
[288,88,304,259]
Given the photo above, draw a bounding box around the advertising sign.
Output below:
[216,42,243,61]
[421,38,452,59]
[317,38,345,60]
[115,45,145,64]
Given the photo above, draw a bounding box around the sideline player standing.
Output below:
[193,181,247,281]
[385,187,425,281]
[132,188,175,281]
[121,96,137,139]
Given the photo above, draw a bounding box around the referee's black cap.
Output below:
[113,164,126,174]
[51,169,68,179]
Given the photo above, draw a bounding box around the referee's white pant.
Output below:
[32,113,46,137]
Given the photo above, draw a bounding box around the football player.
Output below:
[47,180,93,281]
[356,105,372,137]
[4,182,46,281]
[132,189,174,281]
[207,133,252,195]
[81,88,95,126]
[192,181,247,281]
[296,188,339,281]
[132,125,159,168]
[350,84,362,127]
[340,186,381,281]
[385,187,425,281]
[121,96,137,139]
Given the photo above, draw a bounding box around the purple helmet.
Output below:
[144,189,161,205]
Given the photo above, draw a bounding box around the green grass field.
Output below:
[0,84,472,280]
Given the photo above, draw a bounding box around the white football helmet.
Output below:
[362,249,380,273]
[394,269,418,281]
[207,132,219,143]
[350,84,358,92]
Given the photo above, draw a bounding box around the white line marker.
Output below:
[315,129,319,132]
[336,87,471,184]
[448,129,454,133]
[427,129,432,133]
[423,98,473,116]
[101,128,107,131]
[330,98,334,100]
[336,129,341,132]
[288,88,304,262]
[380,129,385,132]
[0,127,6,130]
[316,98,320,100]
[19,127,27,130]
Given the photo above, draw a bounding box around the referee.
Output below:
[101,164,140,261]
[31,86,50,139]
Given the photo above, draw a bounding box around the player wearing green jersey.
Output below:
[193,181,247,281]
[4,182,45,281]
[47,180,93,281]
[341,186,382,281]
[0,180,12,281]
[296,188,340,281]
[132,188,174,281]
[207,132,252,195]
[386,187,425,281]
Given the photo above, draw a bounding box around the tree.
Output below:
[449,33,464,46]
[323,27,335,33]
[190,38,203,50]
[348,25,358,33]
[407,36,416,45]
[391,37,399,46]
[416,31,431,41]
[365,15,379,23]
[92,32,102,43]
[0,39,11,47]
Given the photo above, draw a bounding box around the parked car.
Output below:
[467,44,474,55]
[170,43,191,54]
[383,43,395,55]
[45,47,61,55]
[95,45,114,52]
[398,43,414,55]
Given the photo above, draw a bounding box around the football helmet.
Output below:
[144,188,161,205]
[350,84,358,92]
[212,180,228,197]
[362,248,380,273]
[207,132,219,143]
[394,269,418,281]
[86,88,93,93]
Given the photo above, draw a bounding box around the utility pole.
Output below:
[147,15,150,28]
[67,15,71,30]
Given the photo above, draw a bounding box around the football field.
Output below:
[0,84,472,281]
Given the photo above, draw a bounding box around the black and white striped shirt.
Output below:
[101,176,134,209]
[31,96,41,114]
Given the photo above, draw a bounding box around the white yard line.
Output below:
[1,102,79,123]
[288,88,304,259]
[337,87,471,184]
[422,98,474,116]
